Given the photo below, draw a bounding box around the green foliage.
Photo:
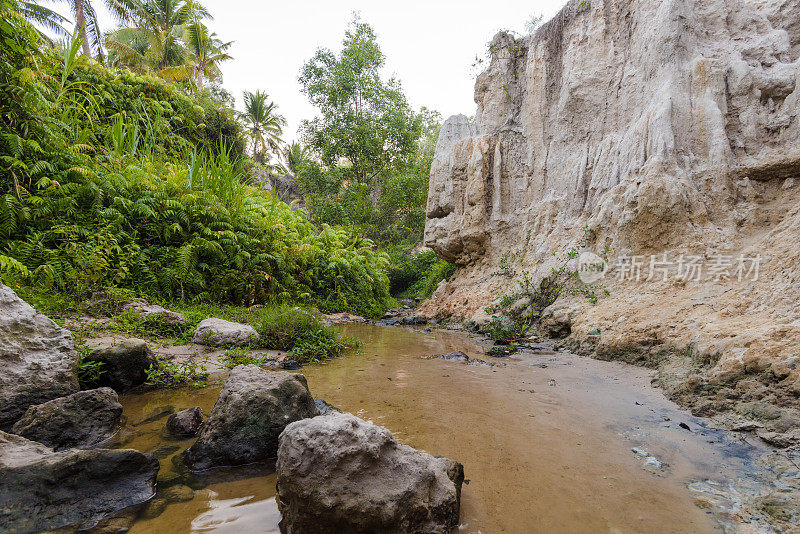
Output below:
[77,346,106,389]
[0,8,392,317]
[253,304,360,362]
[298,15,421,185]
[485,227,610,339]
[145,355,210,388]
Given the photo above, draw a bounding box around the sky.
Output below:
[58,0,569,140]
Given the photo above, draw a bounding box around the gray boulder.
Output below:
[276,412,464,534]
[0,431,158,533]
[0,283,79,430]
[193,318,260,346]
[123,298,187,328]
[183,365,317,470]
[166,407,203,438]
[11,388,122,450]
[85,339,155,391]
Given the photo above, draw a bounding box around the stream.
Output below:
[111,324,770,533]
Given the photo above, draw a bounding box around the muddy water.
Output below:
[117,325,765,533]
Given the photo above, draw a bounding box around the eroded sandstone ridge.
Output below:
[422,0,800,430]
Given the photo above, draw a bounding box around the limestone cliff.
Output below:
[422,0,800,430]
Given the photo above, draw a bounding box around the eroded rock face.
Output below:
[0,283,79,430]
[421,0,800,429]
[183,365,317,470]
[276,412,464,534]
[166,407,203,438]
[10,388,122,450]
[85,339,155,391]
[0,431,158,533]
[193,318,260,347]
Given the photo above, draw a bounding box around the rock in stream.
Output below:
[276,412,464,533]
[0,283,79,430]
[0,430,158,533]
[182,365,317,470]
[10,387,122,450]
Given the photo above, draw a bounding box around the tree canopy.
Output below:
[298,15,421,184]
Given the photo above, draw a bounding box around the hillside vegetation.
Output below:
[0,0,394,317]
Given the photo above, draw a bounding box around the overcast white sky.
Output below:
[59,0,568,140]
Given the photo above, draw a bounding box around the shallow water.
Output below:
[116,324,766,533]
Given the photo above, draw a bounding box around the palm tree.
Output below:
[105,0,208,73]
[183,20,231,91]
[242,90,286,164]
[16,1,70,42]
[58,0,136,57]
[282,142,310,175]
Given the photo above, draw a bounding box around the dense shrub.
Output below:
[254,304,359,362]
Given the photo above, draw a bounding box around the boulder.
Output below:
[183,365,317,470]
[123,298,187,328]
[0,430,158,533]
[85,339,155,391]
[11,388,122,450]
[276,412,464,534]
[0,283,79,430]
[165,407,203,438]
[193,318,259,347]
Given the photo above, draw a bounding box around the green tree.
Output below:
[241,90,286,164]
[183,20,231,91]
[105,0,208,73]
[298,15,421,185]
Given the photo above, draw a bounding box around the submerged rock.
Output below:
[11,388,122,450]
[183,365,317,470]
[314,398,340,416]
[0,283,79,430]
[0,431,158,533]
[84,339,155,391]
[166,407,203,438]
[276,412,464,533]
[193,318,259,347]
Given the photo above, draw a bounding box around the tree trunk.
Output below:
[74,0,92,57]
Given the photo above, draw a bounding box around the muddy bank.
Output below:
[103,324,796,533]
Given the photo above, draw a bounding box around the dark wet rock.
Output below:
[280,359,302,370]
[141,498,168,520]
[122,298,187,328]
[183,365,318,471]
[166,407,203,438]
[150,444,180,459]
[0,283,79,430]
[193,318,259,347]
[374,317,402,327]
[84,339,155,391]
[0,430,158,533]
[10,388,122,450]
[162,484,194,503]
[277,412,464,534]
[487,345,517,357]
[402,314,428,325]
[314,398,340,416]
[134,405,175,426]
